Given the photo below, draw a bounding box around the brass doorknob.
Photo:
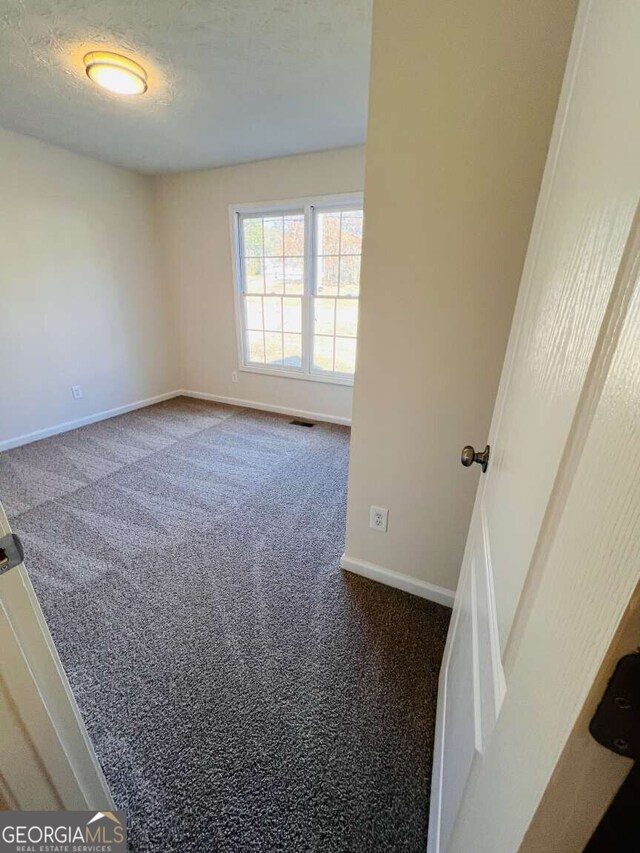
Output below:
[461,444,490,473]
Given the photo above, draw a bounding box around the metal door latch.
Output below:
[590,652,640,759]
[0,533,24,576]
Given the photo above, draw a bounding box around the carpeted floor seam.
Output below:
[3,398,243,522]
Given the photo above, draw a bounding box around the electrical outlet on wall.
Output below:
[231,371,239,383]
[71,385,83,400]
[370,506,389,532]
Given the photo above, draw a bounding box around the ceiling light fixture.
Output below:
[83,51,148,96]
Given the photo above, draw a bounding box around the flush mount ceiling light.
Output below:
[83,51,147,95]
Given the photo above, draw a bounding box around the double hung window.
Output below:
[231,194,363,384]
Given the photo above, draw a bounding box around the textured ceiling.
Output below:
[0,0,372,173]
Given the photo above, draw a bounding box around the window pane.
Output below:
[264,331,283,365]
[264,257,284,294]
[317,256,339,296]
[263,297,282,332]
[284,257,304,295]
[335,337,357,374]
[317,211,341,255]
[335,299,358,337]
[263,217,284,256]
[284,215,304,255]
[245,257,264,293]
[339,256,361,296]
[247,330,265,363]
[283,297,302,333]
[245,295,263,330]
[242,217,263,257]
[313,335,334,373]
[340,213,363,255]
[283,333,302,368]
[314,298,335,335]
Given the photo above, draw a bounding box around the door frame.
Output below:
[0,504,113,810]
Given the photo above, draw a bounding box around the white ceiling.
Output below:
[0,0,372,174]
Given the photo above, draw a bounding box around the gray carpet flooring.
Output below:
[0,397,450,853]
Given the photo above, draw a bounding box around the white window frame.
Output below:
[229,192,364,386]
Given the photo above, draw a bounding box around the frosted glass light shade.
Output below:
[84,51,147,96]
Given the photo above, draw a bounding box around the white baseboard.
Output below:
[178,389,351,426]
[0,388,351,452]
[340,554,455,608]
[0,391,179,452]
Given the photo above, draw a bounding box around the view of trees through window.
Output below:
[237,200,363,381]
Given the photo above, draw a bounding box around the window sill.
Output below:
[239,365,354,387]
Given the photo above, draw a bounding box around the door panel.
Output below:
[438,560,476,853]
[486,204,633,654]
[0,503,112,809]
[429,1,640,849]
[436,519,505,853]
[484,1,639,654]
[475,508,505,743]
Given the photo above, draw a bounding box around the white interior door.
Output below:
[0,501,113,810]
[428,1,640,849]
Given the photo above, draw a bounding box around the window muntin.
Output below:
[234,196,363,384]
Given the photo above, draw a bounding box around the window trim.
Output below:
[229,192,364,387]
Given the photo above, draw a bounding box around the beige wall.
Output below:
[157,147,365,422]
[0,127,176,446]
[344,0,577,593]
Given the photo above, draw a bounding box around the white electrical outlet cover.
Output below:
[370,505,389,532]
